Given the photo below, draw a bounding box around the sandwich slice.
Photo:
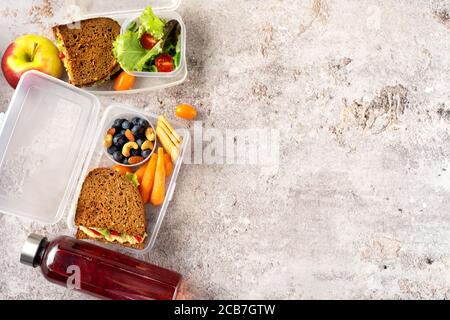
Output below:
[52,17,121,87]
[75,168,147,249]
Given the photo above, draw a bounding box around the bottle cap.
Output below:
[20,234,47,268]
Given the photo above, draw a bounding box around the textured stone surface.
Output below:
[1,0,450,299]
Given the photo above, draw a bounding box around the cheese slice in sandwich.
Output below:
[52,17,121,87]
[75,168,147,249]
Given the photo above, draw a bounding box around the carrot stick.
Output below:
[164,152,174,177]
[150,147,166,206]
[135,161,149,183]
[139,153,158,203]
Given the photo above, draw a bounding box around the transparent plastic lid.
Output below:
[0,71,100,224]
[66,0,181,19]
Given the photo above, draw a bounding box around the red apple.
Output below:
[1,35,63,89]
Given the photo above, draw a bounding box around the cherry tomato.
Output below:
[140,33,157,50]
[59,51,65,60]
[114,71,135,91]
[110,230,120,237]
[89,228,102,237]
[176,104,197,120]
[155,54,174,72]
[112,164,133,175]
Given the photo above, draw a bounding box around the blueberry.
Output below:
[132,125,145,138]
[112,134,121,145]
[113,151,124,163]
[113,134,127,148]
[136,138,145,148]
[138,119,150,128]
[113,118,125,130]
[120,129,126,136]
[130,149,141,157]
[141,149,152,159]
[121,120,132,130]
[131,117,141,126]
[123,158,129,165]
[107,145,118,155]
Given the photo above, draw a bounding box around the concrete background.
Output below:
[0,0,450,299]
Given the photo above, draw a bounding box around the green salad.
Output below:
[113,6,181,73]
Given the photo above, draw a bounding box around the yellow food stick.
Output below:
[156,126,180,162]
[158,120,181,149]
[158,115,182,143]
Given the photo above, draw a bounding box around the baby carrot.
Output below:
[164,152,174,177]
[150,147,166,206]
[135,161,149,183]
[139,153,158,203]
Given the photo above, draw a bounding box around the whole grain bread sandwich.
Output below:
[75,168,147,249]
[53,17,121,87]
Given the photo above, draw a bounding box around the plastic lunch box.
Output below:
[63,0,187,95]
[0,71,190,254]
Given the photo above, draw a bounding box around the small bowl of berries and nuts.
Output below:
[103,115,156,167]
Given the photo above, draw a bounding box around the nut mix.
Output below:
[104,117,155,165]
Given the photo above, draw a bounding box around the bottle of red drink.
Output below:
[20,234,182,300]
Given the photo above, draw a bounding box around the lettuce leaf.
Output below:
[143,64,158,72]
[125,172,140,188]
[174,36,181,69]
[139,6,165,39]
[126,20,138,33]
[113,31,146,71]
[113,31,162,72]
[160,19,181,69]
[164,37,181,69]
[135,41,162,71]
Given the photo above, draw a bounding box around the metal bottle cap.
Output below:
[20,234,47,268]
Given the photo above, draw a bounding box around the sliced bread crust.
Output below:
[52,17,121,87]
[75,168,146,237]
